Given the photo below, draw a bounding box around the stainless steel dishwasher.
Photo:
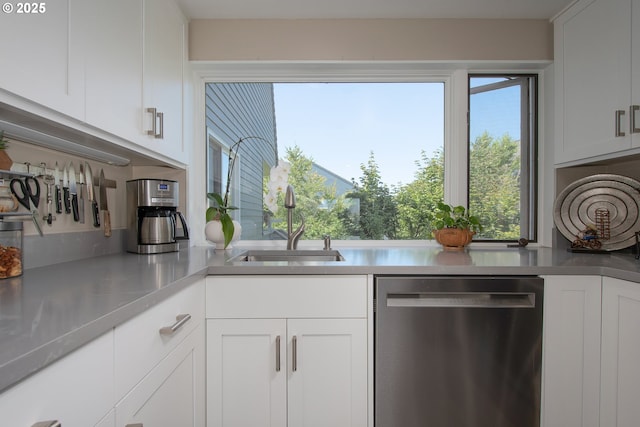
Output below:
[375,275,543,427]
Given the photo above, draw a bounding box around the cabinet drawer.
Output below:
[116,322,205,427]
[206,275,368,318]
[114,280,204,401]
[0,331,114,427]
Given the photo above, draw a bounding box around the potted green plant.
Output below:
[432,202,482,250]
[205,136,265,249]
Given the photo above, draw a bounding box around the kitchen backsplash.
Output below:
[23,229,126,269]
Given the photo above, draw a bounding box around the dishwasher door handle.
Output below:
[386,292,536,308]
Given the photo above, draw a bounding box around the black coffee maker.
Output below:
[126,179,189,254]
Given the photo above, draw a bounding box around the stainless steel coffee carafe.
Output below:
[140,210,174,244]
[126,179,189,254]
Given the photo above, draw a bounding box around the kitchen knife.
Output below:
[99,169,111,237]
[78,163,85,224]
[62,163,71,214]
[69,162,79,222]
[85,162,100,228]
[54,162,62,214]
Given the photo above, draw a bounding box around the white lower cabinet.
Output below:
[0,331,115,427]
[0,280,205,427]
[114,279,206,427]
[542,275,640,427]
[541,275,602,427]
[208,318,287,427]
[115,322,205,427]
[287,318,367,427]
[206,275,369,427]
[114,280,205,402]
[600,277,640,427]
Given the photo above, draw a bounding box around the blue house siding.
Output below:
[205,83,278,239]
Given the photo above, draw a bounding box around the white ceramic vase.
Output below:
[205,219,242,249]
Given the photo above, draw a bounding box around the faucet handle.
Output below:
[323,235,331,250]
[284,185,296,208]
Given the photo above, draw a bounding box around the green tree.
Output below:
[395,149,445,239]
[469,132,521,239]
[347,152,398,239]
[268,146,349,239]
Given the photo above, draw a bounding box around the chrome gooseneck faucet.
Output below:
[284,185,305,250]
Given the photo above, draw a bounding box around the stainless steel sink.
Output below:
[230,249,345,262]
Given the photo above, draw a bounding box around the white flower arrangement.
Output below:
[264,160,290,213]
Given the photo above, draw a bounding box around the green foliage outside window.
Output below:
[265,132,522,241]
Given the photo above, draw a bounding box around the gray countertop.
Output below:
[209,245,640,280]
[0,246,216,393]
[2,243,640,393]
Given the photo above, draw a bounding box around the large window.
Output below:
[206,75,537,242]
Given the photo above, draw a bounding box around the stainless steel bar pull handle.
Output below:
[275,335,281,372]
[292,335,298,372]
[632,105,640,134]
[615,109,626,137]
[125,424,143,427]
[387,292,536,308]
[146,108,163,139]
[156,111,164,139]
[32,422,61,427]
[146,107,157,136]
[159,313,191,335]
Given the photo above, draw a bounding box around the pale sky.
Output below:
[273,82,445,186]
[273,81,520,187]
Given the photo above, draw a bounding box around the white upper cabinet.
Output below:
[0,0,187,165]
[84,0,187,164]
[142,0,187,162]
[84,0,143,148]
[554,0,636,164]
[0,0,85,119]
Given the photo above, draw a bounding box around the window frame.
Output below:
[194,63,543,246]
[206,129,241,221]
[467,74,539,243]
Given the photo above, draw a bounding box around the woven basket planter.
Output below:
[433,228,475,251]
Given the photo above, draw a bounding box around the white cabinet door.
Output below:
[84,0,143,146]
[206,318,287,427]
[115,322,205,427]
[288,318,368,427]
[541,275,601,427]
[555,0,632,164]
[84,0,186,163]
[207,317,368,427]
[601,277,640,427]
[142,0,186,162]
[0,0,84,119]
